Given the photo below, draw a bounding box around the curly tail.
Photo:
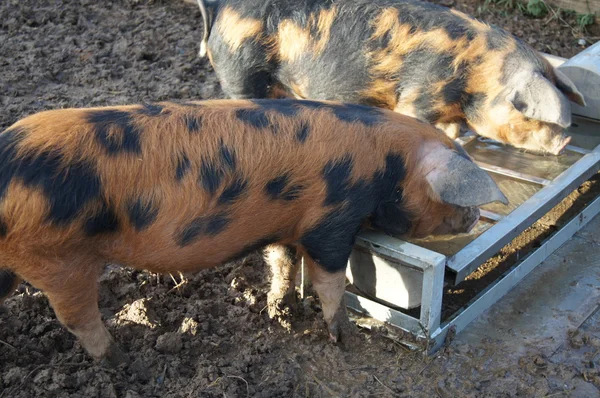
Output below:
[0,269,18,302]
[197,0,219,58]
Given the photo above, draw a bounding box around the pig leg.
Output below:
[265,244,299,320]
[16,255,127,366]
[304,257,357,344]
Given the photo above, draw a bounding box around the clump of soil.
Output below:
[1,0,599,396]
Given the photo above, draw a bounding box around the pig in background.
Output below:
[196,0,586,155]
[0,99,507,365]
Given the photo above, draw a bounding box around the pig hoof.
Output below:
[99,344,130,368]
[328,322,359,347]
[267,292,298,320]
[327,308,359,346]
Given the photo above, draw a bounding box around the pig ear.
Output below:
[423,145,509,207]
[506,72,572,128]
[554,68,586,107]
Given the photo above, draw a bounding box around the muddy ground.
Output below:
[1,0,600,396]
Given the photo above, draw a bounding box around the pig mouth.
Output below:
[547,135,572,156]
[465,216,479,234]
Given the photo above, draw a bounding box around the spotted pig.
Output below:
[196,0,586,155]
[0,99,506,365]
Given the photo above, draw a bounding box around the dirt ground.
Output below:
[1,0,600,397]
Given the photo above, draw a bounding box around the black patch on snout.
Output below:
[177,212,230,247]
[218,178,248,205]
[176,155,191,181]
[127,198,159,230]
[88,110,142,155]
[265,173,304,201]
[0,127,102,225]
[85,202,120,236]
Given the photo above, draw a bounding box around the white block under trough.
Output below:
[346,248,424,310]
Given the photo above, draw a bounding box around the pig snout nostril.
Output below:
[552,135,572,155]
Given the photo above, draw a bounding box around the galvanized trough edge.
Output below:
[428,194,600,354]
[447,145,600,283]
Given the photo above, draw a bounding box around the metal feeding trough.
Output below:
[345,41,600,353]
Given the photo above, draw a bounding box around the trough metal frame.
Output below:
[346,141,600,354]
[345,48,600,353]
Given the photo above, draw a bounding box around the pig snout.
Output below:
[432,206,480,235]
[548,134,571,155]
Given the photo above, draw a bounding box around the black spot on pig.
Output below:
[178,212,230,246]
[0,270,16,297]
[462,93,487,121]
[443,21,476,41]
[296,122,310,143]
[297,100,327,110]
[88,110,142,155]
[205,213,230,235]
[322,155,354,206]
[250,99,301,117]
[138,103,165,116]
[218,178,248,204]
[199,143,237,195]
[370,153,411,235]
[302,152,409,272]
[266,174,304,201]
[85,203,120,236]
[398,50,455,92]
[442,73,468,104]
[199,161,225,195]
[486,27,511,51]
[413,89,441,123]
[176,155,191,181]
[331,104,384,126]
[127,198,159,230]
[185,115,202,133]
[207,26,274,99]
[265,174,289,199]
[219,142,237,171]
[0,127,102,225]
[0,217,7,238]
[235,108,271,129]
